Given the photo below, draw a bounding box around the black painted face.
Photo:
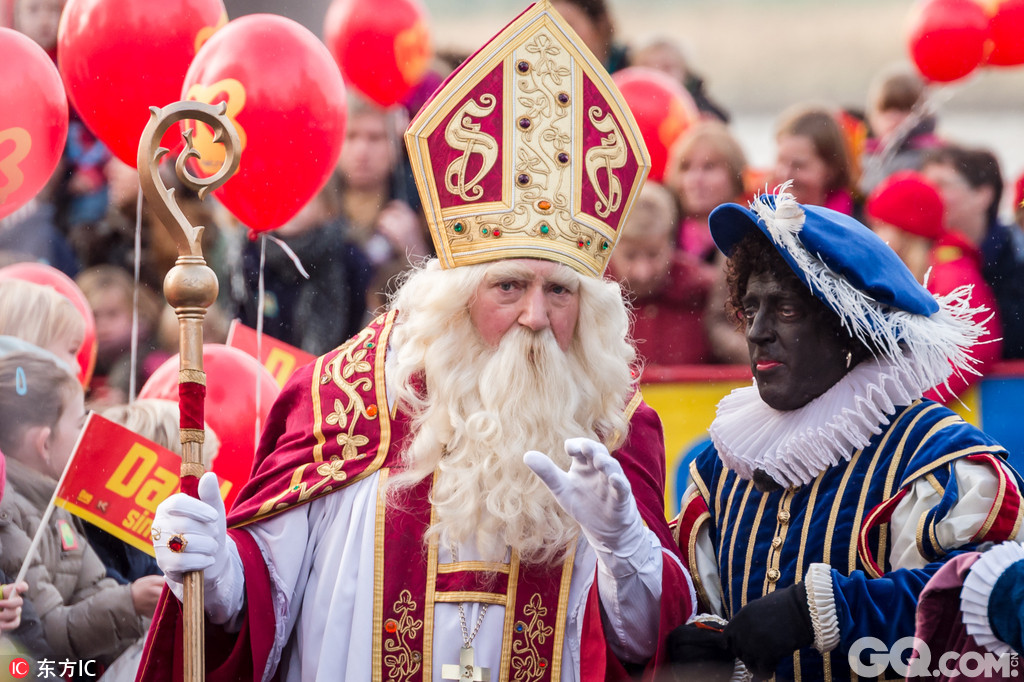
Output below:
[741,271,852,411]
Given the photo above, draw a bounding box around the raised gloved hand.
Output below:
[722,582,814,679]
[524,437,647,574]
[152,471,243,623]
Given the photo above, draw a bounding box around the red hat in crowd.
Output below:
[866,170,946,240]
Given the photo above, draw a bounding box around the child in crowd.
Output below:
[606,182,714,366]
[0,444,49,659]
[88,398,220,584]
[0,354,161,665]
[859,63,942,195]
[75,266,167,408]
[0,279,84,371]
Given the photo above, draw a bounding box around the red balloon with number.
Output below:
[0,262,97,388]
[57,0,227,167]
[324,0,432,107]
[612,67,699,183]
[182,14,347,233]
[907,0,989,82]
[986,0,1024,66]
[139,344,279,509]
[0,28,68,221]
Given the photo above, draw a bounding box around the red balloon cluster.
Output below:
[324,0,433,107]
[907,0,1024,83]
[0,262,97,388]
[907,0,989,83]
[139,344,280,510]
[612,67,699,183]
[0,28,68,221]
[986,0,1024,67]
[182,14,348,233]
[58,0,228,167]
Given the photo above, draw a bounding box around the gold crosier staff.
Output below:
[137,101,241,682]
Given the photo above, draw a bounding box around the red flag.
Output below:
[54,413,228,556]
[226,319,315,388]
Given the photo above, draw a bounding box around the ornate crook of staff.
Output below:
[137,101,240,682]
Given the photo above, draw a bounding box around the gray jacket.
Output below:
[0,459,147,662]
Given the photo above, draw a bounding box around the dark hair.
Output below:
[724,231,873,361]
[775,105,852,195]
[923,144,1003,228]
[872,69,924,113]
[0,353,81,456]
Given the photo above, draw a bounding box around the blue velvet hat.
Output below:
[709,183,987,396]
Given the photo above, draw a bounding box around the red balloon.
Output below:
[612,67,699,183]
[986,0,1024,66]
[139,344,280,509]
[57,0,227,167]
[0,262,97,388]
[0,28,68,221]
[324,0,432,107]
[182,14,348,233]
[907,0,989,82]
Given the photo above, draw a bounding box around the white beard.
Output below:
[393,324,596,565]
[385,260,636,566]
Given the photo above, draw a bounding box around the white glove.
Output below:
[153,471,244,624]
[524,437,651,577]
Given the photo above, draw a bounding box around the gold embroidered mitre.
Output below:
[405,0,650,277]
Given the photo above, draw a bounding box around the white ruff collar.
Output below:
[709,356,927,488]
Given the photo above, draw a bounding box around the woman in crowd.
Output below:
[665,121,748,264]
[664,121,752,363]
[771,104,857,215]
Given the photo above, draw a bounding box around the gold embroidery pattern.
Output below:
[441,28,613,271]
[444,94,499,201]
[383,589,424,682]
[585,106,626,218]
[321,325,378,461]
[511,593,554,681]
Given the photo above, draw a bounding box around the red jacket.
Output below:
[925,232,1003,401]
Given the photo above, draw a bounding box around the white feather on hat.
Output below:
[750,181,989,401]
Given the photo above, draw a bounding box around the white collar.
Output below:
[709,356,926,488]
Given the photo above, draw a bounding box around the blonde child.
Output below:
[0,279,84,371]
[88,398,219,584]
[0,353,161,664]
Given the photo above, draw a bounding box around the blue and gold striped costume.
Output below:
[676,400,1023,681]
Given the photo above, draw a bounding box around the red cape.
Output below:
[137,312,692,681]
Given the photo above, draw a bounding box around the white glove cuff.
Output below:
[590,512,654,579]
[205,535,246,625]
[162,535,245,627]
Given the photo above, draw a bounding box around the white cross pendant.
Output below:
[441,645,491,681]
